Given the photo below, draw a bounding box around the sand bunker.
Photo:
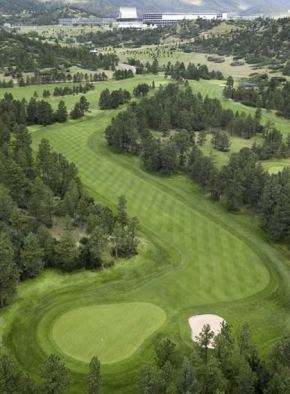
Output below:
[188,314,225,348]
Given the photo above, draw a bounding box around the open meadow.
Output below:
[1,75,290,392]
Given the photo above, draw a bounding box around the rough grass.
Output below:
[1,77,290,394]
[51,303,166,364]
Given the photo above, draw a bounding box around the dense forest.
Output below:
[105,83,290,242]
[0,92,139,309]
[165,62,224,81]
[224,75,290,119]
[139,325,290,394]
[0,30,118,74]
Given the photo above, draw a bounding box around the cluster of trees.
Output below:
[139,325,290,394]
[193,18,290,70]
[26,96,67,125]
[6,93,91,126]
[15,69,108,87]
[99,88,131,110]
[51,83,95,97]
[165,62,224,81]
[0,30,119,74]
[76,27,174,48]
[133,83,152,97]
[105,83,290,242]
[127,58,160,75]
[0,79,14,88]
[0,93,139,308]
[70,96,90,119]
[105,83,263,157]
[0,352,101,394]
[224,76,290,119]
[113,69,134,80]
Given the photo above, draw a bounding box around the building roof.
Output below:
[119,7,138,19]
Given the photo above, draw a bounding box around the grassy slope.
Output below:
[1,77,290,393]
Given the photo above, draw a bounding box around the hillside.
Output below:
[1,0,289,17]
[58,0,290,16]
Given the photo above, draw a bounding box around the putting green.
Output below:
[51,303,166,364]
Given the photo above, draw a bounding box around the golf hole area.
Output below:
[51,302,166,364]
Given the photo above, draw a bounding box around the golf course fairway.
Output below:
[1,77,290,394]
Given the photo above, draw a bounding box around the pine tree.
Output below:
[55,100,68,123]
[20,233,44,279]
[0,232,19,307]
[195,324,215,365]
[80,96,90,112]
[177,357,198,394]
[0,354,23,393]
[55,231,78,271]
[87,357,101,394]
[99,89,111,110]
[70,102,84,120]
[117,195,128,228]
[41,354,70,394]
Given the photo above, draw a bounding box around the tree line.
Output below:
[16,70,108,87]
[139,324,290,394]
[99,83,153,110]
[224,75,290,120]
[0,92,139,308]
[165,62,224,81]
[49,82,95,98]
[105,83,290,242]
[0,352,101,394]
[4,92,90,126]
[99,88,131,110]
[113,69,134,80]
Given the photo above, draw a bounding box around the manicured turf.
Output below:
[261,159,290,174]
[51,303,166,364]
[1,77,290,394]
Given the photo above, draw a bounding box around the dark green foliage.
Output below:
[139,328,290,394]
[211,130,231,152]
[41,354,70,394]
[0,29,118,74]
[165,61,224,81]
[113,69,134,80]
[0,92,139,307]
[99,88,131,110]
[223,75,290,120]
[0,232,19,307]
[87,357,101,394]
[54,100,68,123]
[53,83,95,97]
[133,83,150,97]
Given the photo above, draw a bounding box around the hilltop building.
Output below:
[59,7,228,28]
[143,12,228,25]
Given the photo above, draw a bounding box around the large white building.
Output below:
[116,8,228,28]
[143,12,228,25]
[118,7,139,20]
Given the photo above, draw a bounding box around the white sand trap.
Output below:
[188,314,225,348]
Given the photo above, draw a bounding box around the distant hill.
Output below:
[65,0,290,16]
[0,0,42,13]
[1,0,289,17]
